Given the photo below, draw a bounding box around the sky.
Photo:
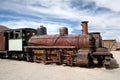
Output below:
[0,0,120,41]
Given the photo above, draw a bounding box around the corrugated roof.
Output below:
[117,42,120,48]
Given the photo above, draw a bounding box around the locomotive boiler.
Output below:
[25,21,114,68]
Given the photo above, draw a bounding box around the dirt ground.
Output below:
[0,51,120,80]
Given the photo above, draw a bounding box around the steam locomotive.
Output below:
[0,21,115,68]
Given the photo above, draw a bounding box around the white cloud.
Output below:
[0,20,72,34]
[90,0,120,12]
[0,0,120,41]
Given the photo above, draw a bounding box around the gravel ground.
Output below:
[0,51,120,80]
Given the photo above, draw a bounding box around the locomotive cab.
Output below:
[2,28,36,59]
[4,28,36,51]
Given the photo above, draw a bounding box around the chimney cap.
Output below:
[81,21,88,23]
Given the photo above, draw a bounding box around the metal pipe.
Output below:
[81,21,88,35]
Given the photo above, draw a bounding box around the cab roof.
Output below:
[3,28,37,33]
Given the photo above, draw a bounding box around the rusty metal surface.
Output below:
[75,50,89,66]
[92,52,111,56]
[28,21,91,49]
[28,34,90,49]
[79,35,90,48]
[81,21,88,35]
[0,32,5,51]
[31,48,76,65]
[96,47,108,52]
[28,21,94,50]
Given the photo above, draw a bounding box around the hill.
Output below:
[0,25,10,32]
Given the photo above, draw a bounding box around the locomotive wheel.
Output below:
[56,50,62,65]
[92,55,104,67]
[66,60,71,66]
[41,53,47,65]
[11,53,18,59]
[93,58,103,67]
[18,53,25,60]
[26,54,30,62]
[2,53,8,59]
[26,53,33,62]
[33,55,40,63]
[33,55,36,62]
[56,62,61,65]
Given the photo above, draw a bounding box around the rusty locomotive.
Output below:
[0,21,115,68]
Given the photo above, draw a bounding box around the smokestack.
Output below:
[81,21,88,35]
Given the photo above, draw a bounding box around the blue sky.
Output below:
[0,0,120,41]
